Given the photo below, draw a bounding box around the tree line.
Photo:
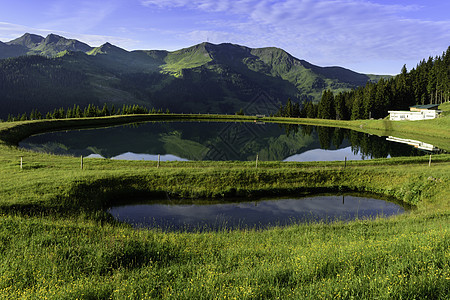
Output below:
[3,103,170,122]
[276,46,450,120]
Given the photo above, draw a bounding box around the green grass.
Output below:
[0,211,448,299]
[0,111,449,299]
[162,44,213,76]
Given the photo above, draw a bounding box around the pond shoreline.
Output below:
[107,192,409,232]
[1,111,449,150]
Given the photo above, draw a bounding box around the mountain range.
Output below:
[0,33,386,117]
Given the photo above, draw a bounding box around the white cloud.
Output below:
[141,0,191,8]
[0,22,137,49]
[141,0,450,73]
[40,1,120,33]
[141,0,254,13]
[0,22,34,41]
[2,0,448,74]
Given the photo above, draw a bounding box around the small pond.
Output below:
[107,194,407,232]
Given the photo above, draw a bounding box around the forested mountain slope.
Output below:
[0,33,385,118]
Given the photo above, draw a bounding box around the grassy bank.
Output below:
[0,109,449,299]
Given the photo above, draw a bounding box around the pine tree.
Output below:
[101,103,109,116]
[121,104,128,115]
[285,98,294,117]
[29,109,36,120]
[293,102,300,117]
[52,108,60,119]
[66,107,73,118]
[363,83,376,119]
[301,101,317,119]
[351,89,364,120]
[59,107,66,119]
[374,78,390,118]
[74,105,81,118]
[318,90,335,119]
[85,104,96,117]
[334,92,345,120]
[275,104,284,117]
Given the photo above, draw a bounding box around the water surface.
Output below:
[108,194,406,231]
[20,121,430,161]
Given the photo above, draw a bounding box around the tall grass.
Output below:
[0,211,448,299]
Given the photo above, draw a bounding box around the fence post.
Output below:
[20,156,23,170]
[81,155,83,170]
[256,154,259,169]
[157,154,160,168]
[344,157,347,168]
[429,155,432,167]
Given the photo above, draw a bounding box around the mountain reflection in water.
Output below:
[20,122,427,161]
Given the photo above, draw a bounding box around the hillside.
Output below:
[0,33,385,118]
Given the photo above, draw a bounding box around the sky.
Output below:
[0,0,449,75]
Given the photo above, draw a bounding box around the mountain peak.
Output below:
[44,33,64,44]
[3,33,93,56]
[101,42,127,52]
[171,42,251,63]
[7,33,44,48]
[37,34,93,55]
[87,42,128,56]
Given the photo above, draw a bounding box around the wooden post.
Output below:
[256,154,259,169]
[429,154,432,167]
[157,154,160,168]
[81,155,83,170]
[344,157,347,168]
[20,156,23,170]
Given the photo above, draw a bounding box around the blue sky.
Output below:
[0,0,449,74]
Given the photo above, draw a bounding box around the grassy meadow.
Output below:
[0,106,449,299]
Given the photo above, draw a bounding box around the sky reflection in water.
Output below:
[108,195,405,231]
[283,147,383,162]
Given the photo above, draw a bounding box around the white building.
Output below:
[388,104,442,121]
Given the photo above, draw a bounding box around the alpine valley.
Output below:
[0,33,386,117]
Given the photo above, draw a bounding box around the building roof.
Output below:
[410,104,440,109]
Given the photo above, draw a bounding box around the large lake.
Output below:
[19,121,435,161]
[108,194,407,231]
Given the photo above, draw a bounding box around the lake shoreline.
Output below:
[1,107,449,149]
